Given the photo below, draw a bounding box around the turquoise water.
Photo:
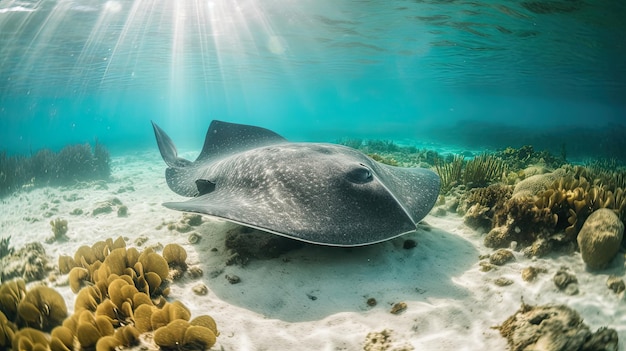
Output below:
[1,0,625,158]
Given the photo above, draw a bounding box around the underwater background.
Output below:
[0,0,625,158]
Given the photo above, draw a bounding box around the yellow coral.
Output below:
[17,286,67,331]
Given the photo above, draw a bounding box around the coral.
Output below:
[459,184,512,231]
[511,169,565,198]
[0,242,50,282]
[50,325,75,351]
[154,318,218,351]
[96,325,140,351]
[75,310,114,348]
[497,145,565,170]
[534,172,626,241]
[17,286,67,331]
[162,244,188,280]
[49,218,68,241]
[1,237,219,351]
[0,280,26,322]
[53,237,220,350]
[11,327,50,351]
[69,267,90,293]
[0,310,17,349]
[487,195,556,250]
[480,165,626,256]
[577,209,624,269]
[498,303,618,351]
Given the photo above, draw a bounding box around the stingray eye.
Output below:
[346,164,373,184]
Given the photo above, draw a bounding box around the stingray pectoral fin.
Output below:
[373,165,441,224]
[196,120,288,162]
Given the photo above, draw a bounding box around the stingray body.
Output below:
[152,120,440,246]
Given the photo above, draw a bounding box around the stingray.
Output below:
[152,120,440,246]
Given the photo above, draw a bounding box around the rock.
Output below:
[577,209,624,269]
[498,303,619,351]
[485,226,512,249]
[521,266,547,282]
[553,267,578,295]
[490,249,515,266]
[494,277,514,286]
[464,204,491,230]
[606,276,625,294]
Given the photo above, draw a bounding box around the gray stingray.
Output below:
[152,120,440,246]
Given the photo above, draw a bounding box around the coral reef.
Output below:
[462,164,626,257]
[496,145,565,170]
[498,302,618,351]
[0,142,111,198]
[0,242,51,282]
[459,184,512,231]
[1,236,218,351]
[338,138,441,168]
[577,209,624,269]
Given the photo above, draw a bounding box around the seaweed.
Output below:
[0,236,13,260]
[0,141,111,198]
[434,155,464,194]
[435,153,506,194]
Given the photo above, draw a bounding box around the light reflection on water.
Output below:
[0,0,623,101]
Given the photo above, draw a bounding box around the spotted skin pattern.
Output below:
[152,120,440,247]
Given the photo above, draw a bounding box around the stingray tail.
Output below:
[152,121,201,197]
[151,121,193,168]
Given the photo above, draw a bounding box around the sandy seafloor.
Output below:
[1,150,625,351]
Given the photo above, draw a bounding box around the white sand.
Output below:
[1,150,624,350]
